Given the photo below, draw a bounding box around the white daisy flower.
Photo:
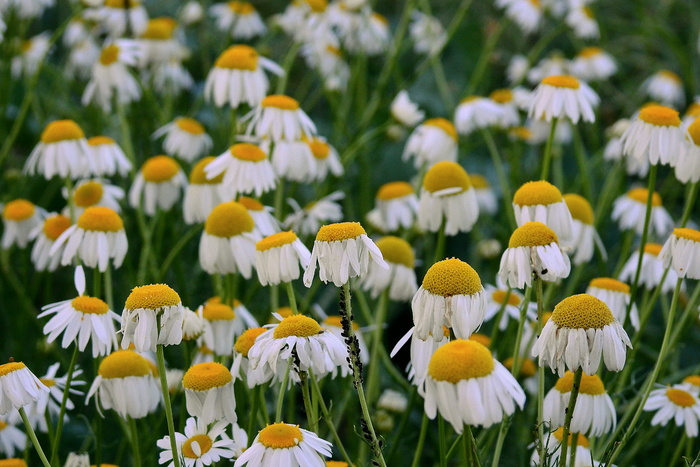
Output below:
[454,97,504,135]
[157,417,242,467]
[644,385,700,437]
[0,416,27,457]
[85,136,132,177]
[11,32,51,78]
[63,453,89,467]
[65,39,101,81]
[205,143,276,200]
[366,182,419,233]
[619,243,682,293]
[0,362,49,416]
[681,376,700,395]
[91,0,149,38]
[683,101,700,127]
[29,213,71,272]
[603,118,630,165]
[197,300,256,357]
[526,117,573,144]
[301,43,350,92]
[488,89,522,129]
[277,0,334,44]
[24,120,90,180]
[238,197,280,237]
[377,389,409,413]
[182,362,237,425]
[507,54,529,85]
[660,228,700,280]
[469,175,499,216]
[243,95,316,142]
[138,17,188,67]
[1,199,45,249]
[180,1,204,25]
[563,193,605,264]
[675,117,700,183]
[483,284,536,331]
[390,90,424,127]
[256,231,311,286]
[346,11,390,56]
[231,327,268,386]
[526,55,571,85]
[320,314,369,369]
[182,307,207,342]
[611,188,673,237]
[566,5,599,39]
[4,0,54,19]
[82,40,143,113]
[121,283,185,352]
[150,59,195,96]
[391,325,450,386]
[63,179,125,218]
[306,137,344,181]
[266,140,317,183]
[528,75,599,123]
[620,104,689,167]
[283,192,344,238]
[513,180,574,245]
[570,47,617,82]
[409,11,447,57]
[183,157,226,225]
[402,118,458,168]
[234,423,332,467]
[495,0,542,34]
[531,428,601,467]
[129,155,188,216]
[586,278,639,331]
[642,70,685,108]
[153,117,213,163]
[210,1,266,39]
[360,236,417,301]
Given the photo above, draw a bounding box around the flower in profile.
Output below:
[197,302,239,357]
[63,453,89,467]
[157,417,244,466]
[303,222,388,287]
[180,1,204,24]
[86,350,160,419]
[528,75,599,123]
[563,193,605,264]
[454,97,504,135]
[513,181,574,244]
[644,385,700,437]
[468,174,498,216]
[183,157,225,225]
[495,0,542,34]
[586,278,639,331]
[306,137,344,181]
[82,40,143,112]
[526,55,571,85]
[0,362,49,416]
[366,182,419,232]
[682,375,700,395]
[619,243,681,293]
[611,188,673,237]
[402,118,458,168]
[2,199,45,249]
[182,307,207,342]
[507,54,529,85]
[129,155,188,216]
[531,428,598,467]
[29,213,71,271]
[409,11,447,56]
[92,0,149,37]
[675,117,700,184]
[266,140,317,183]
[360,236,417,301]
[234,423,333,466]
[566,5,599,39]
[232,327,268,385]
[283,192,344,237]
[239,197,280,237]
[683,101,700,127]
[244,95,316,142]
[138,17,188,69]
[85,137,132,177]
[532,294,631,376]
[417,161,480,235]
[570,47,617,82]
[319,314,369,371]
[121,284,185,352]
[483,284,536,330]
[65,179,125,217]
[205,45,283,108]
[182,362,237,424]
[24,120,90,180]
[489,89,521,129]
[527,117,572,144]
[0,417,26,457]
[277,0,332,44]
[642,70,685,108]
[421,339,526,431]
[256,231,311,286]
[210,1,266,39]
[620,104,689,167]
[10,32,50,78]
[153,117,213,163]
[205,143,276,200]
[391,90,424,127]
[603,118,631,166]
[660,228,700,280]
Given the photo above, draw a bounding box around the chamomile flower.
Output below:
[82,40,143,112]
[366,182,419,232]
[157,417,241,467]
[11,33,51,78]
[391,325,450,385]
[611,188,673,237]
[204,45,283,108]
[244,95,316,142]
[619,243,682,293]
[277,0,333,44]
[210,1,266,39]
[283,192,344,237]
[180,1,204,25]
[532,294,631,376]
[319,315,369,369]
[239,197,280,237]
[470,175,499,215]
[454,97,504,135]
[409,11,447,56]
[303,222,388,287]
[603,118,630,165]
[489,89,521,129]
[527,117,573,144]
[507,54,530,85]
[183,157,225,225]
[0,417,26,457]
[566,5,599,39]
[532,428,599,467]
[417,161,480,235]
[513,181,574,245]
[266,140,317,183]
[121,284,185,352]
[378,389,409,413]
[64,453,89,467]
[153,118,213,163]
[660,228,700,279]
[620,104,689,167]
[199,201,262,277]
[498,221,571,289]
[234,423,332,467]
[483,284,537,330]
[50,207,128,271]
[306,137,343,180]
[85,137,132,177]
[495,0,542,34]
[29,213,71,271]
[256,231,311,286]
[0,459,27,467]
[390,90,424,127]
[64,179,124,217]
[360,236,417,301]
[139,17,188,67]
[24,120,90,180]
[198,302,245,357]
[642,70,685,108]
[564,193,605,264]
[86,350,160,419]
[129,155,188,216]
[182,362,237,424]
[402,118,458,168]
[527,55,571,85]
[683,101,700,127]
[231,327,268,385]
[205,143,276,200]
[421,339,526,432]
[66,39,101,81]
[92,0,149,38]
[675,117,700,183]
[528,75,599,123]
[586,278,639,330]
[0,362,49,416]
[301,43,350,92]
[348,11,390,56]
[570,47,617,82]
[644,385,700,437]
[182,307,207,342]
[4,0,54,19]
[2,199,45,249]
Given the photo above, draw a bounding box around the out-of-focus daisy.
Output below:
[682,376,700,395]
[129,155,188,216]
[180,1,204,25]
[306,137,343,181]
[157,417,242,467]
[360,236,417,301]
[603,118,630,165]
[377,389,409,413]
[532,428,598,467]
[586,278,639,331]
[660,228,700,279]
[232,327,268,385]
[470,174,498,215]
[566,5,599,39]
[495,0,541,33]
[24,119,90,180]
[366,181,419,232]
[564,193,605,264]
[239,197,280,237]
[86,136,132,177]
[205,143,276,200]
[620,104,688,167]
[528,75,599,123]
[418,161,479,235]
[644,385,700,437]
[29,213,71,271]
[277,0,334,44]
[421,339,526,431]
[454,97,504,135]
[503,357,538,394]
[2,199,45,249]
[0,417,26,457]
[402,118,458,168]
[256,231,311,286]
[532,294,631,376]
[0,459,28,467]
[266,140,317,183]
[92,0,149,38]
[11,32,51,78]
[183,157,225,225]
[526,54,571,84]
[507,54,529,85]
[409,11,446,56]
[182,362,237,424]
[570,47,617,82]
[284,192,344,237]
[0,362,49,416]
[611,187,673,237]
[153,117,213,163]
[513,180,574,245]
[476,238,503,260]
[619,243,681,293]
[86,350,160,419]
[234,423,332,467]
[4,0,54,19]
[244,95,316,142]
[527,117,573,144]
[121,283,185,352]
[64,453,89,467]
[390,90,424,127]
[483,284,536,330]
[676,117,700,183]
[204,45,283,108]
[138,17,187,66]
[65,38,101,81]
[302,43,350,92]
[210,1,266,39]
[50,206,128,271]
[64,179,124,217]
[82,40,143,112]
[642,70,685,108]
[198,302,242,357]
[683,100,700,127]
[498,221,571,289]
[489,89,521,129]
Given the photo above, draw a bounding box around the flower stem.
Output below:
[366,290,389,405]
[275,42,301,94]
[465,21,505,96]
[558,367,583,467]
[491,416,511,467]
[680,180,699,228]
[411,414,429,467]
[540,118,559,182]
[535,276,546,465]
[19,407,51,467]
[481,128,517,230]
[308,369,354,465]
[156,342,180,467]
[299,372,318,432]
[284,281,298,315]
[275,358,292,423]
[49,345,79,467]
[438,415,448,467]
[127,417,142,467]
[511,285,533,377]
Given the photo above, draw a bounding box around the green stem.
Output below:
[467,425,481,467]
[116,102,136,169]
[438,416,448,467]
[366,290,389,405]
[284,281,298,315]
[275,42,301,94]
[670,432,687,467]
[19,407,51,467]
[156,342,180,467]
[481,129,517,229]
[465,21,505,96]
[300,372,318,432]
[540,118,559,182]
[572,126,593,202]
[308,369,354,465]
[49,345,79,467]
[274,178,285,222]
[569,431,578,467]
[275,358,292,422]
[491,416,511,467]
[511,285,532,377]
[158,225,202,281]
[535,277,546,465]
[680,180,699,228]
[434,220,447,264]
[558,368,583,467]
[593,160,623,230]
[228,108,238,146]
[411,414,430,467]
[430,54,453,111]
[128,417,142,467]
[104,264,114,312]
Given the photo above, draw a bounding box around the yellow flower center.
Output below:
[375,236,414,268]
[550,294,614,330]
[0,459,27,467]
[261,95,300,110]
[238,196,264,211]
[372,12,388,24]
[552,427,590,448]
[422,258,482,297]
[230,143,266,162]
[659,70,682,83]
[489,89,513,104]
[554,371,606,395]
[99,45,120,66]
[276,307,294,319]
[74,181,104,207]
[40,120,85,143]
[227,1,254,13]
[234,327,267,356]
[273,315,321,338]
[674,227,700,243]
[88,136,115,146]
[183,362,233,391]
[667,388,695,407]
[176,117,205,135]
[469,174,490,189]
[644,243,663,256]
[508,222,559,248]
[307,138,330,159]
[104,0,141,7]
[589,277,629,294]
[258,423,304,449]
[563,194,593,225]
[423,118,458,141]
[423,161,472,194]
[316,222,366,242]
[582,6,594,18]
[428,340,494,383]
[39,378,56,387]
[469,333,491,348]
[0,362,26,377]
[513,180,563,207]
[503,357,537,377]
[125,284,181,310]
[42,215,71,241]
[626,188,662,206]
[326,462,349,467]
[322,315,359,330]
[142,17,177,40]
[578,47,602,58]
[98,350,151,379]
[215,45,259,71]
[72,296,109,315]
[542,75,580,89]
[257,231,298,251]
[376,181,414,201]
[77,206,124,232]
[205,201,255,237]
[142,155,180,183]
[638,105,681,127]
[202,303,234,321]
[528,0,540,6]
[491,290,521,306]
[199,344,214,355]
[305,0,327,12]
[3,199,35,221]
[683,375,700,387]
[687,118,700,146]
[460,96,478,104]
[686,104,700,119]
[182,434,213,459]
[509,126,533,141]
[190,157,224,184]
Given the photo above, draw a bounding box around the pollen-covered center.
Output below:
[489,89,514,104]
[74,181,104,207]
[563,194,593,225]
[423,161,471,194]
[237,196,264,211]
[202,303,234,321]
[227,1,255,14]
[182,434,213,459]
[234,327,267,356]
[589,277,629,294]
[551,294,614,329]
[0,362,26,377]
[377,181,414,201]
[3,199,35,221]
[99,45,120,66]
[554,371,606,395]
[683,375,700,387]
[322,315,359,330]
[258,423,303,449]
[98,350,151,379]
[142,17,177,40]
[422,258,482,296]
[191,157,224,184]
[205,201,255,237]
[215,45,259,70]
[316,222,366,242]
[176,117,205,135]
[674,228,700,243]
[262,95,300,110]
[492,290,521,306]
[40,120,85,143]
[230,143,266,162]
[43,215,71,240]
[626,188,662,206]
[142,155,180,183]
[307,138,330,159]
[513,181,563,206]
[428,340,494,383]
[256,231,298,251]
[375,236,414,268]
[578,47,602,58]
[72,296,109,315]
[77,207,124,232]
[469,174,490,189]
[644,243,663,256]
[423,118,458,141]
[508,222,558,248]
[125,284,181,310]
[667,388,696,407]
[273,315,321,338]
[183,362,232,391]
[88,136,115,146]
[639,105,681,127]
[552,427,590,448]
[542,75,580,89]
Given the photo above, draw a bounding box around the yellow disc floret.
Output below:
[40,120,85,143]
[376,181,414,201]
[563,194,594,225]
[503,357,537,377]
[182,434,213,459]
[98,350,151,379]
[428,340,494,383]
[552,427,590,448]
[508,222,558,248]
[43,215,71,241]
[683,375,700,387]
[513,181,563,207]
[0,362,26,377]
[578,47,602,58]
[639,105,681,127]
[423,161,471,194]
[3,199,35,221]
[237,196,264,211]
[142,17,177,40]
[190,157,224,184]
[201,303,234,321]
[99,45,120,66]
[307,138,330,159]
[125,284,181,310]
[105,0,141,7]
[316,222,366,242]
[469,333,491,348]
[305,0,327,12]
[258,423,303,449]
[322,315,359,331]
[273,315,321,338]
[667,388,696,407]
[215,45,259,70]
[422,258,482,297]
[176,117,205,135]
[74,181,104,207]
[256,231,298,251]
[230,143,267,162]
[227,1,255,14]
[644,243,663,256]
[0,459,28,467]
[589,277,629,294]
[542,75,580,89]
[142,155,180,183]
[659,70,682,83]
[674,228,700,243]
[205,201,255,237]
[423,118,458,141]
[554,371,606,395]
[234,327,267,356]
[88,136,115,146]
[183,362,233,391]
[550,294,614,330]
[469,174,490,189]
[626,187,662,206]
[77,207,124,232]
[687,118,700,146]
[489,89,514,104]
[491,290,521,306]
[375,236,414,268]
[72,296,109,315]
[261,95,300,110]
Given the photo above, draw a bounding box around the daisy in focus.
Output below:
[283,192,344,237]
[644,385,700,437]
[234,423,332,467]
[1,199,45,249]
[231,327,268,385]
[360,236,418,301]
[205,143,276,200]
[120,283,185,352]
[244,95,317,142]
[675,117,700,183]
[0,362,49,416]
[183,157,225,225]
[157,417,243,466]
[528,75,599,123]
[24,119,90,180]
[513,180,574,245]
[182,362,237,424]
[620,104,688,167]
[153,117,213,163]
[129,155,188,216]
[255,231,311,286]
[611,188,673,237]
[85,136,132,178]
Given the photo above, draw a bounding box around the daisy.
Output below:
[150,59,195,96]
[603,118,630,166]
[528,75,599,123]
[660,228,700,279]
[306,137,344,181]
[197,302,239,357]
[265,140,317,183]
[239,196,280,237]
[231,327,268,385]
[65,38,101,81]
[199,201,262,277]
[11,32,51,78]
[513,180,574,245]
[153,117,213,163]
[205,143,276,200]
[644,385,700,437]
[182,307,207,342]
[183,157,225,225]
[360,236,417,301]
[1,199,45,249]
[121,283,185,352]
[526,55,571,85]
[277,0,334,44]
[563,193,605,264]
[566,5,599,39]
[586,278,640,330]
[390,90,424,127]
[303,221,388,287]
[570,47,617,82]
[366,181,419,232]
[498,221,571,289]
[204,45,283,109]
[531,428,599,467]
[138,17,187,68]
[157,417,242,467]
[50,206,128,271]
[683,101,700,127]
[85,136,132,177]
[417,161,480,235]
[29,213,71,271]
[129,155,188,216]
[421,339,526,432]
[256,231,311,286]
[619,243,682,293]
[682,376,700,395]
[86,350,160,419]
[64,179,124,217]
[301,43,350,92]
[0,417,26,457]
[642,70,685,108]
[527,117,573,144]
[24,119,90,180]
[235,423,332,466]
[0,362,49,416]
[82,40,143,113]
[611,188,673,237]
[64,453,89,467]
[402,118,458,168]
[507,54,529,85]
[180,1,204,25]
[210,1,266,39]
[244,95,316,142]
[483,284,537,330]
[319,314,369,368]
[345,11,390,56]
[489,89,521,129]
[532,294,631,376]
[182,362,237,424]
[675,117,700,183]
[4,0,54,19]
[91,0,149,38]
[409,11,447,57]
[495,0,542,34]
[454,97,504,135]
[283,192,344,237]
[620,104,689,167]
[469,174,499,215]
